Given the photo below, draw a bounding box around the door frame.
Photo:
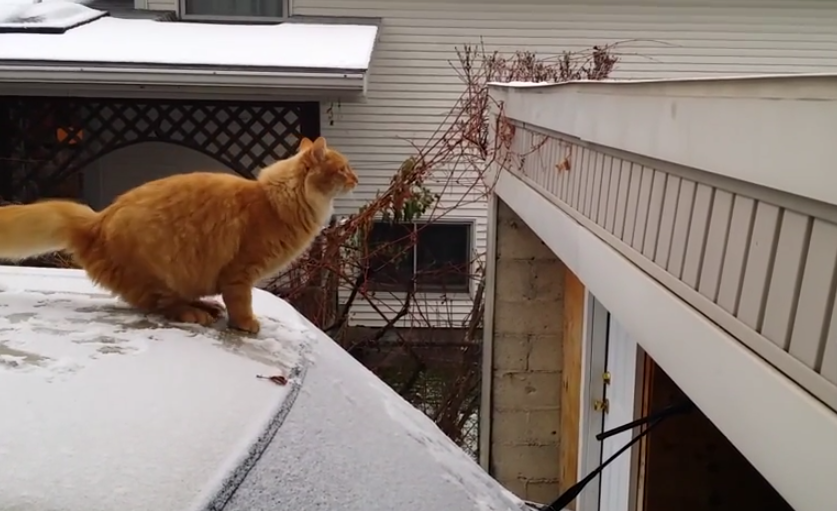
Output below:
[577,292,608,511]
[601,314,645,511]
[577,293,644,511]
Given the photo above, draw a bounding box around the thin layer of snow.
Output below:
[222,299,531,511]
[489,81,554,87]
[0,17,379,70]
[1,265,532,510]
[0,0,102,29]
[0,266,309,511]
[368,369,528,510]
[489,72,837,89]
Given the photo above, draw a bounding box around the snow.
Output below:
[222,302,531,511]
[0,0,103,30]
[489,73,837,89]
[367,363,530,510]
[0,267,309,511]
[0,16,379,70]
[1,266,533,511]
[489,81,555,87]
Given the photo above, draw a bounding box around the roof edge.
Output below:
[0,64,367,97]
[487,71,837,90]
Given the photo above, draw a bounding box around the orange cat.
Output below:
[0,136,357,334]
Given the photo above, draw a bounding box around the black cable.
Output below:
[596,401,695,441]
[540,400,694,511]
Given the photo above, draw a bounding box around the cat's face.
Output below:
[299,137,359,197]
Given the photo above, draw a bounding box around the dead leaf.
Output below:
[256,374,288,385]
[556,155,572,172]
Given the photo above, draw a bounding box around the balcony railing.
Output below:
[489,75,837,412]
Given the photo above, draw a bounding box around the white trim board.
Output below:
[479,195,500,471]
[0,67,366,99]
[489,77,837,209]
[600,314,640,511]
[577,293,608,511]
[494,169,837,511]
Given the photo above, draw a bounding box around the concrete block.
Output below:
[491,443,562,481]
[493,371,562,410]
[525,480,563,505]
[491,408,560,447]
[493,334,530,371]
[497,199,517,221]
[495,201,557,261]
[498,476,527,499]
[495,259,535,300]
[528,334,563,372]
[496,221,557,260]
[495,259,566,302]
[529,260,565,301]
[494,301,563,335]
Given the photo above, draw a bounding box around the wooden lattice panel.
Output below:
[0,96,319,201]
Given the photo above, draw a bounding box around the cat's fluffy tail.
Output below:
[0,200,98,261]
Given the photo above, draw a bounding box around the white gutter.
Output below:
[0,65,367,96]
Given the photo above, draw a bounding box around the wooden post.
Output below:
[559,267,585,509]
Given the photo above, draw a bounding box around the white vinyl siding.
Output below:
[290,0,837,327]
[147,0,175,10]
[135,0,837,327]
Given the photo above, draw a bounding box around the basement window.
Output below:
[180,0,288,21]
[365,221,472,294]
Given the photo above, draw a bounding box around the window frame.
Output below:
[177,0,292,22]
[364,219,474,295]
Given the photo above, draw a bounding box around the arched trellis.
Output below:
[0,96,320,202]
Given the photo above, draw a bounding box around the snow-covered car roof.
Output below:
[0,266,530,511]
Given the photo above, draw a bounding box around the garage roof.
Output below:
[0,1,378,98]
[0,266,530,511]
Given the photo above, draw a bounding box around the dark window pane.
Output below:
[415,223,470,292]
[366,222,414,289]
[184,0,283,17]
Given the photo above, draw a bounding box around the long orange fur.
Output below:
[0,136,358,334]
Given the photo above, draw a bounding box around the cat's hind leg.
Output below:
[189,299,226,320]
[158,301,217,326]
[117,286,218,327]
[89,260,220,327]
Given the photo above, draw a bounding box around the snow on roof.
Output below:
[218,309,531,511]
[0,266,308,511]
[0,266,531,511]
[488,72,837,89]
[0,15,379,70]
[0,0,104,32]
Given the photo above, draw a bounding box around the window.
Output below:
[181,0,286,19]
[365,221,472,293]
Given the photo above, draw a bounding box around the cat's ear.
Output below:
[310,136,328,162]
[298,137,313,152]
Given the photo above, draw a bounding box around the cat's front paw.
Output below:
[229,315,260,335]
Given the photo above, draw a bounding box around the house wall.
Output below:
[288,0,837,328]
[147,0,173,11]
[131,0,837,328]
[485,198,565,503]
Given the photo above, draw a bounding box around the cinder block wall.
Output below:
[488,199,566,503]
